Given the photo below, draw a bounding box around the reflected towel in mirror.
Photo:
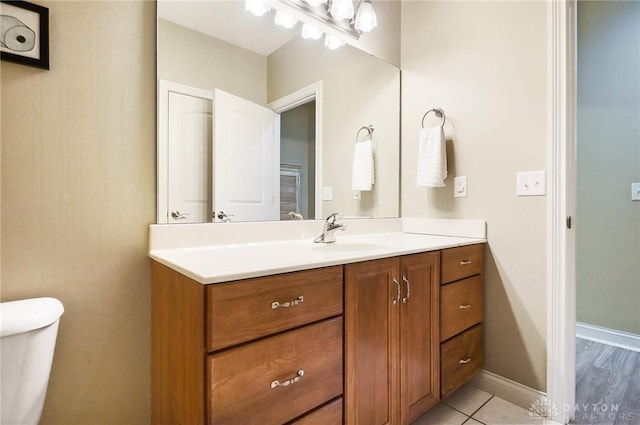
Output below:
[352,139,375,191]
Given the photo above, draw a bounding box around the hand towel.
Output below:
[352,139,375,191]
[417,126,447,187]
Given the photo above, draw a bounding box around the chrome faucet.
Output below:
[314,212,346,243]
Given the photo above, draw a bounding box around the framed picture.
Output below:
[0,0,49,69]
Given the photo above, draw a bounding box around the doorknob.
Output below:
[170,210,189,220]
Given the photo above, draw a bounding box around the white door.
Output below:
[167,91,213,223]
[214,89,279,222]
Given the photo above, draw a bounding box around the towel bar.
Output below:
[421,108,446,128]
[356,125,374,142]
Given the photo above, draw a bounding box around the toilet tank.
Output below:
[1,297,64,425]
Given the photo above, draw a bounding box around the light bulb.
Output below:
[274,10,298,29]
[303,0,328,6]
[355,1,377,33]
[329,0,354,20]
[301,23,323,40]
[245,0,270,16]
[324,34,345,49]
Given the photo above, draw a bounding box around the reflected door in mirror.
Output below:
[167,90,213,223]
[213,89,280,222]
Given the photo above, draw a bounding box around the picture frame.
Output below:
[0,0,49,70]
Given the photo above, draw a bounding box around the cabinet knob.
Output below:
[459,259,472,266]
[459,304,472,309]
[459,357,472,364]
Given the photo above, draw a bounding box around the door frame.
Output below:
[547,1,577,423]
[157,80,213,223]
[268,81,323,221]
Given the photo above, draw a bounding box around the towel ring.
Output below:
[356,125,374,142]
[421,108,446,128]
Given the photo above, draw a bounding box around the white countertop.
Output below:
[149,227,486,284]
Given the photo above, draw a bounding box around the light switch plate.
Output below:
[517,170,546,196]
[454,176,467,198]
[322,186,333,201]
[353,190,361,200]
[632,183,640,201]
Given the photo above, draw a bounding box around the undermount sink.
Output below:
[312,240,387,252]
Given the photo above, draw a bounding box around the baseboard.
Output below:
[576,322,640,353]
[471,369,547,412]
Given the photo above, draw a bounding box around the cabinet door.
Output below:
[345,258,400,425]
[399,252,440,425]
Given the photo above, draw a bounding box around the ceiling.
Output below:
[158,0,299,56]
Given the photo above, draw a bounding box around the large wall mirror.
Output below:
[157,0,400,223]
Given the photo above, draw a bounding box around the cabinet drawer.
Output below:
[207,266,343,351]
[289,397,343,425]
[208,318,343,425]
[441,244,484,284]
[441,324,483,398]
[440,275,483,342]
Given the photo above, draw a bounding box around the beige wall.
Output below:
[1,1,155,424]
[157,18,267,105]
[348,0,401,67]
[268,37,400,219]
[576,1,640,335]
[0,3,558,424]
[401,1,548,391]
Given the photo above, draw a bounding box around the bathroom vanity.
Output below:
[150,219,485,425]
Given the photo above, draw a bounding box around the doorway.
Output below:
[574,1,640,422]
[279,101,316,220]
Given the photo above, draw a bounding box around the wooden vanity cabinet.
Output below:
[152,262,344,425]
[439,244,485,399]
[344,252,440,425]
[152,242,485,425]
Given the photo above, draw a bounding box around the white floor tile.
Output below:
[442,384,493,415]
[465,420,484,425]
[413,403,469,425]
[473,396,545,425]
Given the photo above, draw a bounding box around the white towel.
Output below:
[352,139,375,191]
[417,126,447,187]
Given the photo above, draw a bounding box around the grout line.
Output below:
[442,393,494,421]
[469,394,494,418]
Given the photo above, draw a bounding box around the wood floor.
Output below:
[574,337,640,425]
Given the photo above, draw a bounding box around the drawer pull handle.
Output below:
[402,275,411,304]
[459,304,472,309]
[270,369,305,389]
[271,296,304,310]
[459,259,472,266]
[459,357,472,364]
[392,277,401,305]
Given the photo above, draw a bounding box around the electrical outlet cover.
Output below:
[632,183,640,201]
[454,176,467,198]
[322,186,333,201]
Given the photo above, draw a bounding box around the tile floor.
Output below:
[414,383,555,425]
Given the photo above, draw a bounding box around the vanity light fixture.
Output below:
[303,0,328,6]
[354,0,377,33]
[301,23,323,40]
[329,0,355,20]
[244,0,378,50]
[324,33,345,49]
[274,10,298,28]
[245,0,271,16]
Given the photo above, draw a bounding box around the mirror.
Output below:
[157,0,400,223]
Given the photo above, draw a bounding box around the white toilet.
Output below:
[1,297,64,425]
